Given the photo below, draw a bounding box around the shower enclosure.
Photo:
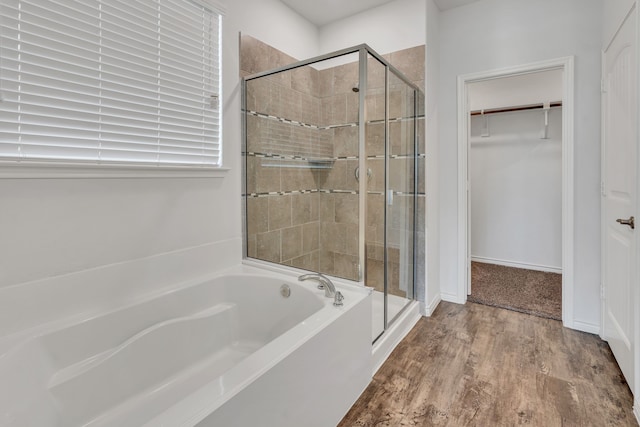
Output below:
[242,44,423,341]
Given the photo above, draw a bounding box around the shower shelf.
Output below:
[261,158,334,169]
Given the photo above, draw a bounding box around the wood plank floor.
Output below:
[339,302,637,427]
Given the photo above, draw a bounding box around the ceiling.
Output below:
[280,0,396,26]
[433,0,483,11]
[280,0,484,27]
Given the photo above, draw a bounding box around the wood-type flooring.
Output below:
[339,302,637,427]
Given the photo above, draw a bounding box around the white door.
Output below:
[602,9,637,392]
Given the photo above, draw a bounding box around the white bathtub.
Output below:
[0,266,372,427]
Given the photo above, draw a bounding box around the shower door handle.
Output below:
[354,167,372,182]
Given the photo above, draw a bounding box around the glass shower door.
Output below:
[364,54,387,341]
[385,69,416,326]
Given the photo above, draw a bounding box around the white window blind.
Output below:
[0,0,222,167]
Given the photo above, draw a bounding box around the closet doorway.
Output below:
[456,58,575,327]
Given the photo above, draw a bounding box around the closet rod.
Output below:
[470,101,562,116]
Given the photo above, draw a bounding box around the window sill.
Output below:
[0,161,230,179]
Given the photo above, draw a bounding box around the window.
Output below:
[0,0,222,169]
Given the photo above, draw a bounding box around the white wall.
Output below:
[318,0,426,55]
[435,0,603,330]
[0,0,320,331]
[603,0,635,47]
[468,69,563,111]
[470,108,562,271]
[425,0,441,315]
[227,0,319,63]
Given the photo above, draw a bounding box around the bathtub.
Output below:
[0,265,372,427]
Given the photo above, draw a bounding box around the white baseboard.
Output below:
[441,292,465,304]
[371,301,421,375]
[421,294,441,316]
[570,320,600,335]
[634,399,640,425]
[471,256,562,274]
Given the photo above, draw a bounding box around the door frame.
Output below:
[456,57,575,329]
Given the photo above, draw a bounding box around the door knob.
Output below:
[616,216,635,229]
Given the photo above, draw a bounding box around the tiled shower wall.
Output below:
[242,35,326,272]
[242,36,426,294]
[316,62,361,280]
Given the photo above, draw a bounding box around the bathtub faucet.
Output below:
[298,273,336,298]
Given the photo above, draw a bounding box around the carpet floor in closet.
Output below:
[468,261,562,320]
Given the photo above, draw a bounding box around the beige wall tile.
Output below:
[282,225,303,261]
[309,192,320,220]
[319,68,334,97]
[291,66,320,97]
[256,230,281,263]
[319,249,335,275]
[319,193,335,222]
[245,114,264,153]
[367,193,385,236]
[246,196,269,235]
[247,234,257,258]
[240,35,271,75]
[279,85,302,122]
[366,122,385,157]
[366,224,378,243]
[322,159,349,190]
[388,83,407,120]
[345,159,359,192]
[281,166,316,192]
[390,158,414,192]
[321,95,348,127]
[333,253,358,280]
[320,221,346,253]
[365,91,385,122]
[268,194,292,230]
[389,45,425,83]
[332,61,359,95]
[301,93,320,126]
[366,242,384,262]
[393,195,415,231]
[245,78,273,115]
[290,251,319,272]
[366,258,384,292]
[346,92,359,124]
[334,193,359,224]
[292,193,312,225]
[303,221,320,253]
[387,246,401,264]
[333,126,359,158]
[390,120,417,156]
[345,223,359,257]
[367,57,386,90]
[387,226,400,247]
[368,158,385,192]
[246,156,281,194]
